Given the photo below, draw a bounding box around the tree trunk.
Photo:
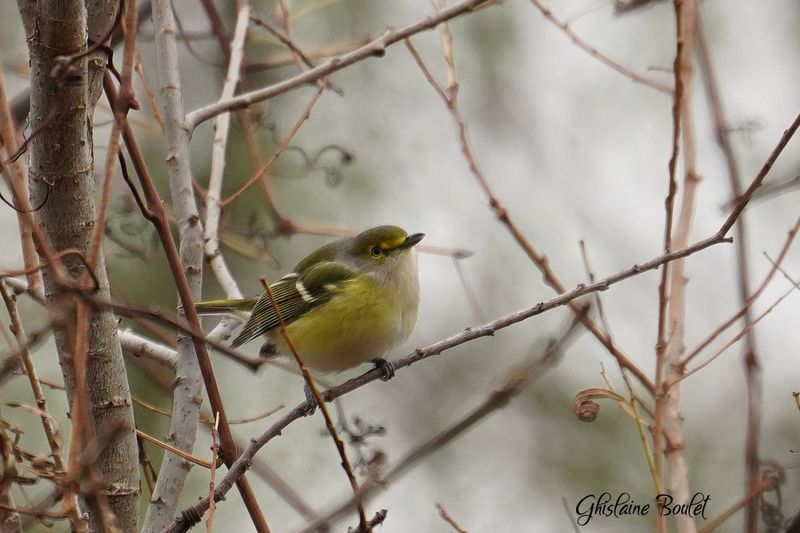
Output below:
[17,0,140,530]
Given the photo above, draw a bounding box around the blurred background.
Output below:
[2,0,800,531]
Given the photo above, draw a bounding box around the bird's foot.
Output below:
[303,384,318,415]
[372,358,395,381]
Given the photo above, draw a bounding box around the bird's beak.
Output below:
[399,233,425,249]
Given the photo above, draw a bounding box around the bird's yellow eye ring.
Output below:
[370,246,383,257]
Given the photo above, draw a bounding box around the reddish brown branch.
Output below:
[222,83,325,207]
[258,276,368,530]
[695,15,761,527]
[436,502,469,533]
[163,234,736,531]
[528,0,673,95]
[185,0,499,130]
[404,34,654,393]
[103,72,269,531]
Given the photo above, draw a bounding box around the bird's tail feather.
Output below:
[194,298,257,315]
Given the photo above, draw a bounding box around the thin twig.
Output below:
[228,405,285,425]
[185,0,498,130]
[436,502,468,533]
[251,13,315,72]
[697,476,778,533]
[89,0,140,268]
[695,13,761,530]
[561,496,581,533]
[679,214,800,368]
[676,277,797,384]
[659,2,699,532]
[258,276,368,530]
[171,1,224,67]
[528,0,673,95]
[137,433,157,495]
[0,62,42,298]
[135,430,214,469]
[243,38,373,71]
[298,310,588,532]
[452,256,486,323]
[198,0,232,60]
[221,83,325,207]
[721,112,800,235]
[134,57,166,130]
[404,31,653,393]
[206,413,220,532]
[203,2,250,301]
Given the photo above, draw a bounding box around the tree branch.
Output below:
[163,229,737,531]
[142,1,269,531]
[185,0,499,131]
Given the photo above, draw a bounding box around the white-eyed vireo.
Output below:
[195,226,424,376]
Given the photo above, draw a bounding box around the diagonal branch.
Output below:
[185,0,499,131]
[405,28,653,393]
[299,310,589,532]
[528,0,673,95]
[163,111,800,523]
[126,1,269,526]
[163,229,740,531]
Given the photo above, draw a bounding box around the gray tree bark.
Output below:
[16,0,140,530]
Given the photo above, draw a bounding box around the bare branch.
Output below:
[659,3,699,532]
[203,3,250,300]
[119,329,177,368]
[406,26,653,393]
[436,503,469,533]
[258,276,368,530]
[528,0,674,95]
[163,232,736,530]
[185,0,499,131]
[298,310,588,532]
[141,0,268,528]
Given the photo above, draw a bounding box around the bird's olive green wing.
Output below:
[231,262,357,347]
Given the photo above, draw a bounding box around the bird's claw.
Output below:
[372,358,395,381]
[303,384,318,414]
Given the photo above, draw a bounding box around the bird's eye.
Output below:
[370,246,383,257]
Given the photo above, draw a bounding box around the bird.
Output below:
[195,225,424,377]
